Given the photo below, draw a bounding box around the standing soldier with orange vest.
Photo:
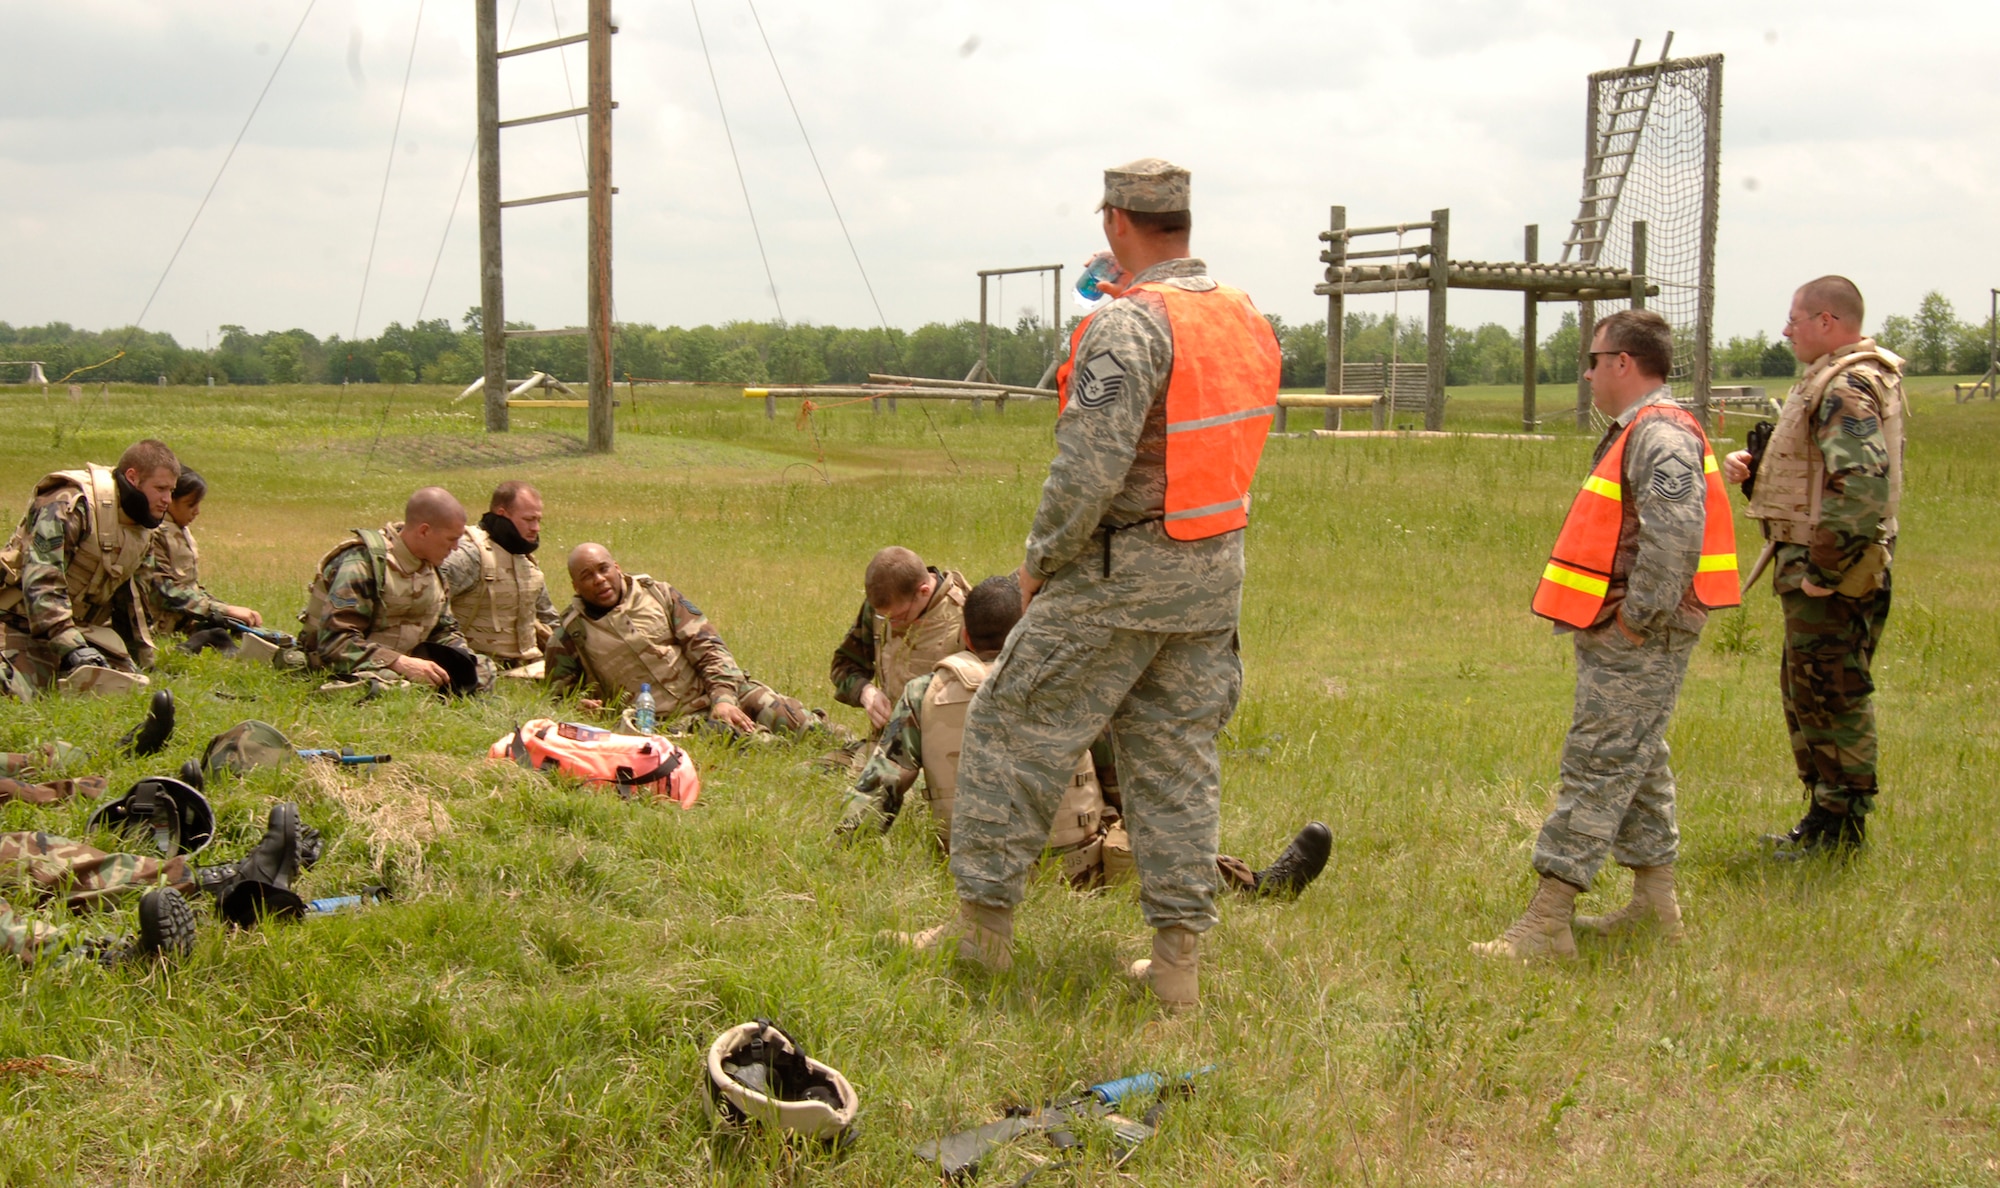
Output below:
[894,158,1282,1011]
[1475,309,1739,961]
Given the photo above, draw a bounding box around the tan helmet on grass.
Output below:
[704,1020,858,1144]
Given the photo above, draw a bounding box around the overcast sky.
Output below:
[3,0,1995,348]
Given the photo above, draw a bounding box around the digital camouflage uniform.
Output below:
[0,467,158,699]
[1532,387,1711,891]
[545,574,820,737]
[297,523,492,690]
[0,832,194,964]
[1750,342,1902,818]
[144,522,229,636]
[828,567,970,711]
[437,523,559,669]
[949,256,1253,934]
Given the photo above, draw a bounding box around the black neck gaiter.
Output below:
[114,470,164,529]
[480,511,538,555]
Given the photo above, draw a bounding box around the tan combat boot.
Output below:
[1126,926,1199,1012]
[890,901,1013,972]
[1573,864,1683,941]
[1470,875,1579,961]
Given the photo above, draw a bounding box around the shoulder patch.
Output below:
[1649,455,1696,502]
[1841,414,1880,438]
[1843,371,1878,395]
[677,595,703,617]
[1071,350,1127,410]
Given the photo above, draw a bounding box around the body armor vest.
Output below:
[0,465,155,628]
[561,575,711,713]
[917,650,1102,854]
[1747,339,1905,546]
[146,523,202,634]
[871,569,969,702]
[452,525,546,661]
[302,525,443,657]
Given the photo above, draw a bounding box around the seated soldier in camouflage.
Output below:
[144,468,269,639]
[547,543,835,739]
[297,487,493,694]
[0,439,182,699]
[839,576,1331,898]
[437,480,559,678]
[829,546,971,733]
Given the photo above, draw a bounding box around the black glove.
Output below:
[60,644,111,672]
[1741,420,1774,501]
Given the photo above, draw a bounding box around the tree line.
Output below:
[1,289,1989,391]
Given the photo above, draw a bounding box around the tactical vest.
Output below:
[917,650,1102,854]
[1747,339,1906,547]
[559,575,710,713]
[0,465,155,627]
[870,569,968,701]
[1534,404,1741,629]
[145,523,202,633]
[451,525,547,661]
[1056,281,1281,540]
[302,524,444,656]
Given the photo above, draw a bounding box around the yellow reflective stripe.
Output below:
[1703,454,1719,474]
[1541,562,1609,597]
[1697,553,1738,573]
[1581,475,1621,500]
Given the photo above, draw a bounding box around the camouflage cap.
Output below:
[1098,157,1191,214]
[204,720,295,778]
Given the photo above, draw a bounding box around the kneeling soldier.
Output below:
[438,480,559,677]
[298,487,492,694]
[546,543,833,739]
[0,439,181,698]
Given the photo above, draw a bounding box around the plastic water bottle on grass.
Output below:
[635,683,656,734]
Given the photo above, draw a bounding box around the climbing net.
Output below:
[1586,56,1720,403]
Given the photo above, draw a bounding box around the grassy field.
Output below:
[0,376,1995,1185]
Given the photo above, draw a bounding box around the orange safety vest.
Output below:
[1533,404,1741,628]
[1055,281,1281,541]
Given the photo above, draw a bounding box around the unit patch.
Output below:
[1071,351,1127,410]
[1841,415,1880,439]
[1649,456,1696,502]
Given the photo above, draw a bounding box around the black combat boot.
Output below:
[91,887,198,966]
[1768,803,1865,861]
[116,690,176,757]
[1251,822,1333,899]
[178,627,239,655]
[194,803,321,924]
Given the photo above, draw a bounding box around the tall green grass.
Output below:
[0,377,1993,1184]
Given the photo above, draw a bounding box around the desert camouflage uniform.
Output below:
[844,668,1257,890]
[297,524,488,688]
[1532,387,1709,890]
[0,832,194,964]
[545,575,820,737]
[0,477,155,699]
[144,522,228,635]
[436,525,559,668]
[1770,355,1899,818]
[950,257,1253,934]
[828,567,970,708]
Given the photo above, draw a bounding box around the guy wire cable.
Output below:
[343,0,428,406]
[691,0,785,324]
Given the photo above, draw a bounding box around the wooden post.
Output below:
[1326,205,1348,431]
[1522,223,1538,433]
[977,275,989,383]
[584,0,614,453]
[1576,298,1595,428]
[1424,208,1449,430]
[1695,56,1723,428]
[1629,220,1648,312]
[476,0,508,433]
[764,393,775,419]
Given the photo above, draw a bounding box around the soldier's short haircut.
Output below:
[117,439,180,482]
[864,546,929,609]
[173,468,207,502]
[490,480,539,513]
[962,575,1022,653]
[1798,275,1865,326]
[1116,208,1192,236]
[405,486,466,529]
[1592,309,1675,381]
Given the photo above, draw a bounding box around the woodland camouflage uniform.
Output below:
[1531,387,1711,889]
[297,523,491,689]
[545,574,820,737]
[0,831,194,964]
[828,567,969,709]
[144,522,229,635]
[0,469,157,699]
[1760,344,1902,819]
[950,255,1251,935]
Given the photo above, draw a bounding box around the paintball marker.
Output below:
[224,617,297,649]
[918,1066,1213,1182]
[297,746,392,766]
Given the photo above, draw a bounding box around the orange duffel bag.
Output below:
[490,719,701,808]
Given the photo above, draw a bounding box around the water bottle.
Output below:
[1075,251,1130,301]
[635,683,657,734]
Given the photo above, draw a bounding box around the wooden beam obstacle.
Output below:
[744,376,1058,419]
